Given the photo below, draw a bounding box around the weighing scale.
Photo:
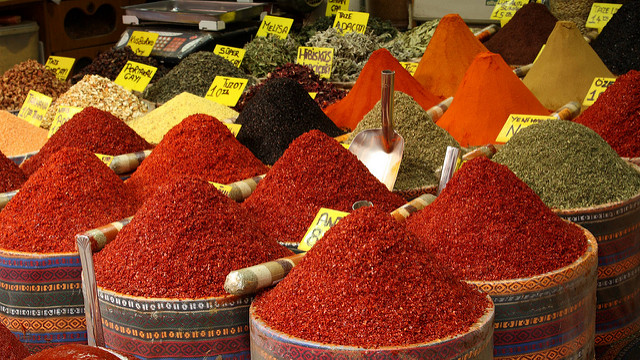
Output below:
[115,1,272,64]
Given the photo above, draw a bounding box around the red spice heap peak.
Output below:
[413,14,488,98]
[242,129,406,244]
[435,51,550,147]
[323,48,441,131]
[125,113,268,203]
[0,147,139,253]
[574,70,640,158]
[95,177,291,299]
[20,106,152,176]
[253,206,490,347]
[0,150,27,192]
[406,157,587,281]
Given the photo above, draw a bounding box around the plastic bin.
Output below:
[0,21,39,74]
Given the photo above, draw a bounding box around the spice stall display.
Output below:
[413,14,488,99]
[323,48,441,131]
[523,21,615,111]
[0,60,70,112]
[127,92,239,145]
[235,78,344,165]
[493,120,640,348]
[93,177,292,359]
[591,1,640,76]
[435,51,550,147]
[0,111,48,157]
[574,70,640,163]
[126,113,268,203]
[242,130,406,247]
[483,3,558,66]
[348,92,459,192]
[70,46,166,84]
[43,75,148,129]
[144,51,256,104]
[0,147,139,352]
[406,157,597,358]
[20,107,152,176]
[0,151,27,193]
[250,207,494,359]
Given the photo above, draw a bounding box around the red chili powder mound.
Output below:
[242,130,406,245]
[413,14,488,98]
[125,113,268,204]
[95,177,292,299]
[253,207,490,347]
[0,151,27,192]
[24,344,132,360]
[574,70,640,158]
[20,107,152,176]
[405,157,587,281]
[323,48,441,131]
[0,322,30,360]
[0,147,139,253]
[435,51,550,147]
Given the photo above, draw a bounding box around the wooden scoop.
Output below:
[348,70,405,191]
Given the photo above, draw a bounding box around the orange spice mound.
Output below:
[436,52,550,147]
[323,48,441,131]
[413,14,488,98]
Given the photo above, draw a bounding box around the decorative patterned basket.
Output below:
[249,298,495,360]
[97,287,253,359]
[466,226,598,359]
[0,248,86,353]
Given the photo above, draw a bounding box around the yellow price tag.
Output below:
[400,62,418,76]
[299,208,350,251]
[213,45,246,68]
[95,153,114,167]
[583,77,616,107]
[205,76,248,107]
[256,15,293,39]
[308,92,317,99]
[48,106,83,138]
[326,0,350,17]
[225,123,242,137]
[18,90,52,127]
[209,182,234,197]
[114,61,157,93]
[127,31,159,56]
[496,114,555,143]
[341,142,350,149]
[491,0,526,25]
[533,44,545,63]
[296,47,334,79]
[333,11,369,34]
[44,56,75,81]
[586,3,622,32]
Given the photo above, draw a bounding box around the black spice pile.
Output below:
[71,46,167,84]
[235,63,346,112]
[484,3,558,65]
[143,51,256,103]
[591,1,640,75]
[236,77,345,165]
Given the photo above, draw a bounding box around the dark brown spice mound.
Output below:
[71,46,167,84]
[0,147,139,253]
[125,113,268,203]
[253,206,490,348]
[95,177,292,299]
[406,157,587,281]
[0,150,27,192]
[243,130,406,244]
[20,107,152,176]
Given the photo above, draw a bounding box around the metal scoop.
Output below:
[349,70,404,191]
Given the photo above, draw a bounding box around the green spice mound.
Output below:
[493,120,640,209]
[144,52,256,103]
[241,35,300,78]
[348,92,459,190]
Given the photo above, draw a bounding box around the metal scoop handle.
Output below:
[381,70,395,152]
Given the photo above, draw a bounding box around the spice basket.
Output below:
[249,297,495,360]
[0,248,86,353]
[97,287,253,359]
[554,181,640,348]
[465,226,598,359]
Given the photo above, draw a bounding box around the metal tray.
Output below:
[123,1,266,25]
